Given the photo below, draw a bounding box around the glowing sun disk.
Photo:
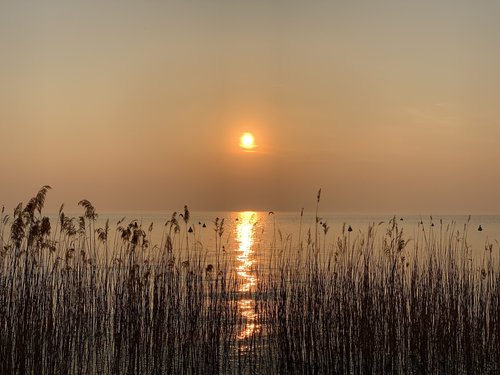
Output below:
[240,132,255,150]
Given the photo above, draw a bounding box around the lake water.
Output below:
[84,211,500,345]
[92,211,500,256]
[3,210,499,371]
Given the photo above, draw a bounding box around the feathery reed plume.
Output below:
[315,188,321,253]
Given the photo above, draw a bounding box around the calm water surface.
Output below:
[85,211,500,345]
[5,210,500,355]
[93,211,500,256]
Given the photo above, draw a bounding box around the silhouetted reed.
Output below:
[0,187,499,374]
[262,216,500,374]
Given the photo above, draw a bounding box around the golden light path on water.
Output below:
[235,211,259,342]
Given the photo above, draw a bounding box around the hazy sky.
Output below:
[1,1,500,213]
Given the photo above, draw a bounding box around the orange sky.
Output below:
[1,1,500,213]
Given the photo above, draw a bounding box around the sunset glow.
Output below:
[2,1,500,213]
[2,2,500,372]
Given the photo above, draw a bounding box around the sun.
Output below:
[240,132,255,150]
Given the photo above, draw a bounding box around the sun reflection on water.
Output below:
[235,211,260,341]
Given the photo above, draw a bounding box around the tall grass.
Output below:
[0,187,499,374]
[262,217,500,373]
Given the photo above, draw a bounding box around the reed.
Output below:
[0,187,499,374]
